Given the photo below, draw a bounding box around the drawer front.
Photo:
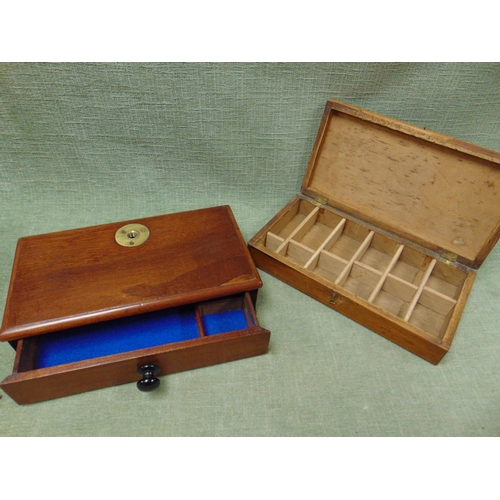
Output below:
[1,327,270,404]
[1,292,270,404]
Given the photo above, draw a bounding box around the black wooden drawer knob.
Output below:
[137,364,161,392]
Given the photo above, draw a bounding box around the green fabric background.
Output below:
[0,62,499,436]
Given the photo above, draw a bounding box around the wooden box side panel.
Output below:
[0,328,270,405]
[249,245,449,364]
[249,195,304,247]
[441,270,476,349]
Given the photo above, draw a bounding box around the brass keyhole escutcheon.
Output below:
[115,223,150,247]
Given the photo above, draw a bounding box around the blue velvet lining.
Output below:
[36,307,249,369]
[36,306,200,369]
[202,309,248,336]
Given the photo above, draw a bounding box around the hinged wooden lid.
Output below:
[0,206,262,342]
[301,100,500,269]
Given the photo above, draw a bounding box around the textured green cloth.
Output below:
[0,62,499,436]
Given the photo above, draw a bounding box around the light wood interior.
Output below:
[264,198,468,340]
[304,109,500,265]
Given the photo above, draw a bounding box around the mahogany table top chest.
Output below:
[249,100,500,364]
[1,205,270,404]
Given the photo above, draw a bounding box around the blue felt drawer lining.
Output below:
[36,306,249,369]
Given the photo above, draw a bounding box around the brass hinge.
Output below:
[439,250,458,267]
[314,195,328,207]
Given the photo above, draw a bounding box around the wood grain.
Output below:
[247,100,498,363]
[1,206,262,342]
[249,244,449,364]
[302,100,500,269]
[1,291,270,404]
[1,326,270,405]
[248,187,473,363]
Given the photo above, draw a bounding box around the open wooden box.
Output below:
[249,100,500,364]
[1,206,270,404]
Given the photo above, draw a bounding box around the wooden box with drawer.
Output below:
[0,205,270,404]
[248,100,500,364]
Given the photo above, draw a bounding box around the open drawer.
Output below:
[1,292,270,404]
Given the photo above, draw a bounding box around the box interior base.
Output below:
[256,197,469,342]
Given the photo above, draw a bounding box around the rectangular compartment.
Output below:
[250,100,499,364]
[264,200,317,251]
[253,193,474,363]
[259,196,469,341]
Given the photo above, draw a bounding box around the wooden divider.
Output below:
[276,207,320,256]
[305,218,346,270]
[335,231,374,286]
[368,244,404,303]
[403,259,437,321]
[263,199,464,332]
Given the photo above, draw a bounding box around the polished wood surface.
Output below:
[1,206,270,404]
[1,326,270,405]
[1,205,262,341]
[1,291,270,404]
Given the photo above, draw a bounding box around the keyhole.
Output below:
[127,230,139,239]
